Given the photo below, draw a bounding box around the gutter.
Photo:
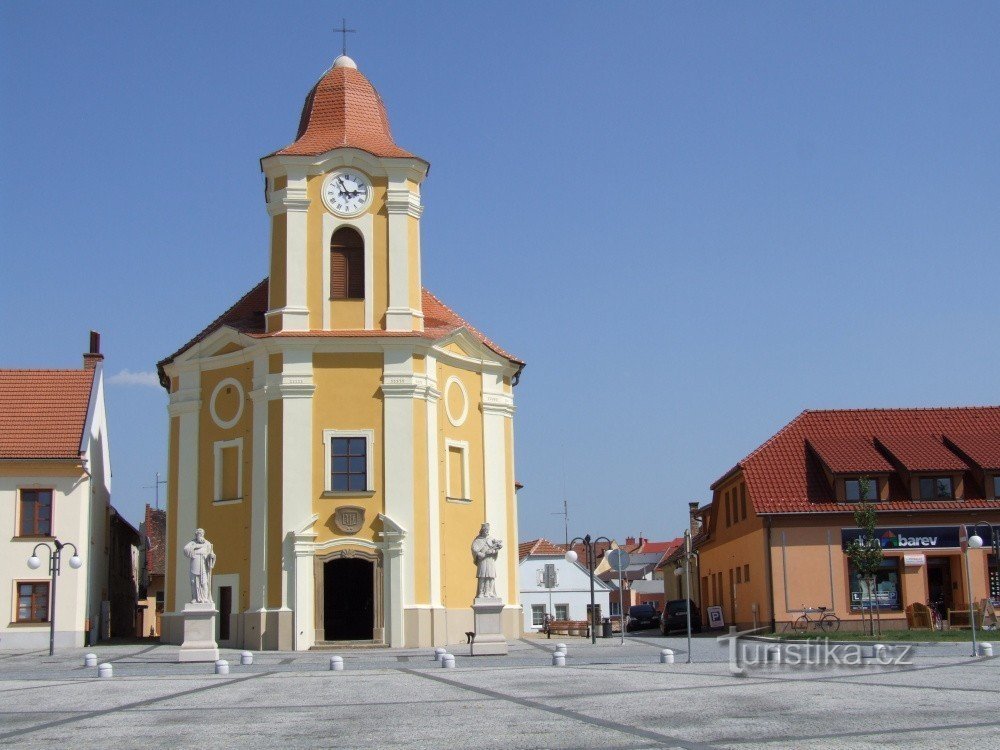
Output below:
[763,515,776,633]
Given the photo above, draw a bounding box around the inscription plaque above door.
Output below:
[334,506,365,534]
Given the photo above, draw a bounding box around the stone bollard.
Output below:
[215,660,229,675]
[767,646,781,665]
[555,643,567,654]
[441,654,455,669]
[329,656,344,671]
[84,653,98,668]
[97,663,113,679]
[434,647,447,662]
[552,652,566,667]
[240,651,253,666]
[659,649,675,664]
[979,643,994,657]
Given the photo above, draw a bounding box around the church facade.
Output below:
[157,54,524,650]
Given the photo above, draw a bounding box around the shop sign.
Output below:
[903,554,926,566]
[841,526,968,550]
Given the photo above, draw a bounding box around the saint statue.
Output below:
[471,523,503,599]
[183,528,216,604]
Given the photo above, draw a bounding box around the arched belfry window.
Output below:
[330,227,364,300]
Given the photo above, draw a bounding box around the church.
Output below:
[157,51,524,649]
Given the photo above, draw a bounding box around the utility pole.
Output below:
[551,499,569,548]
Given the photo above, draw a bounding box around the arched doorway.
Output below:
[323,557,375,641]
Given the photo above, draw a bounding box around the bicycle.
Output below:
[791,606,841,633]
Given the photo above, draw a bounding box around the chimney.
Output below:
[83,330,104,370]
[625,536,636,547]
[689,501,702,535]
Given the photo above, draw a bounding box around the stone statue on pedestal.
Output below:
[184,528,216,604]
[178,528,220,662]
[469,523,508,655]
[471,523,503,600]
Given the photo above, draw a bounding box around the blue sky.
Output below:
[2,2,998,541]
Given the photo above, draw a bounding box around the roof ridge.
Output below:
[0,368,91,374]
[804,405,1000,414]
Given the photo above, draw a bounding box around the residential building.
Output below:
[696,407,1000,632]
[108,507,141,637]
[0,333,111,649]
[156,52,524,650]
[518,538,612,632]
[138,504,166,638]
[661,503,704,605]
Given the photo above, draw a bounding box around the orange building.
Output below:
[695,407,1000,632]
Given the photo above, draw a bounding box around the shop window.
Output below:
[845,477,878,502]
[16,582,49,623]
[849,558,901,611]
[918,476,953,500]
[531,604,546,627]
[19,489,52,536]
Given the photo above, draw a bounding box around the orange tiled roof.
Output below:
[945,433,1000,471]
[0,369,94,459]
[157,280,523,382]
[518,538,566,561]
[715,407,1000,514]
[807,435,895,474]
[270,64,420,161]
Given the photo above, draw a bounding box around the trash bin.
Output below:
[602,618,613,638]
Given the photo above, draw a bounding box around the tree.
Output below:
[844,477,884,636]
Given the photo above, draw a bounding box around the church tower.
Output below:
[158,53,524,649]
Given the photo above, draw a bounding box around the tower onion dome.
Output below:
[270,55,421,160]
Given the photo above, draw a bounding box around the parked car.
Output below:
[625,603,661,631]
[660,599,701,635]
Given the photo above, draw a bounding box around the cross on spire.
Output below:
[334,18,356,57]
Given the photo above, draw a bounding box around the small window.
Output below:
[446,440,470,501]
[846,478,878,502]
[740,484,747,521]
[736,566,742,583]
[919,476,953,500]
[332,437,368,491]
[555,604,569,620]
[993,475,1000,498]
[531,604,546,627]
[19,490,52,536]
[724,491,731,527]
[213,439,243,503]
[16,582,49,623]
[743,563,750,582]
[330,227,364,300]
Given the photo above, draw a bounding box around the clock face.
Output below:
[323,170,372,216]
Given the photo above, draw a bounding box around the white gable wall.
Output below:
[518,555,612,633]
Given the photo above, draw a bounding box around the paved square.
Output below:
[0,635,996,749]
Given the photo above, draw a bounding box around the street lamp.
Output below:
[565,534,613,644]
[965,521,997,658]
[673,529,696,664]
[26,539,83,656]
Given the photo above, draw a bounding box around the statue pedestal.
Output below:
[470,597,508,656]
[178,602,219,662]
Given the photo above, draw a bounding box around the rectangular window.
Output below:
[740,484,747,520]
[323,430,374,493]
[445,440,470,501]
[849,558,902,611]
[16,582,49,623]
[993,475,1000,498]
[919,476,953,500]
[736,566,742,584]
[213,439,243,503]
[19,490,52,536]
[743,563,750,583]
[555,604,569,620]
[531,604,546,627]
[610,600,621,617]
[724,491,731,527]
[845,478,878,502]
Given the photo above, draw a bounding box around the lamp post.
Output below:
[673,529,696,664]
[967,521,998,658]
[565,534,613,644]
[27,539,83,656]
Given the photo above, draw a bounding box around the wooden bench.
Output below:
[544,619,591,638]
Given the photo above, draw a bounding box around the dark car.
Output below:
[625,604,661,631]
[660,599,702,635]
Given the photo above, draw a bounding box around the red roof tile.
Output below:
[719,407,1000,515]
[269,64,420,161]
[158,280,523,381]
[875,434,968,472]
[944,433,1000,471]
[807,435,895,474]
[518,538,566,561]
[143,505,167,576]
[0,369,94,459]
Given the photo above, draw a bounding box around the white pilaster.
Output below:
[266,169,311,331]
[292,526,318,651]
[481,371,514,604]
[378,514,406,647]
[384,167,424,331]
[167,369,201,612]
[248,356,269,611]
[381,346,416,611]
[424,355,443,607]
[275,346,315,640]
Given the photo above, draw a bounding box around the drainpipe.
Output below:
[763,516,776,633]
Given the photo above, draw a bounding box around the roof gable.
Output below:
[0,369,95,459]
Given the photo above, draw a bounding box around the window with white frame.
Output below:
[213,439,243,503]
[554,603,569,620]
[531,604,546,627]
[323,429,375,493]
[445,439,470,501]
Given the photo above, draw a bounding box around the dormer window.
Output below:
[845,478,878,502]
[330,227,364,300]
[992,475,1000,498]
[919,476,953,500]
